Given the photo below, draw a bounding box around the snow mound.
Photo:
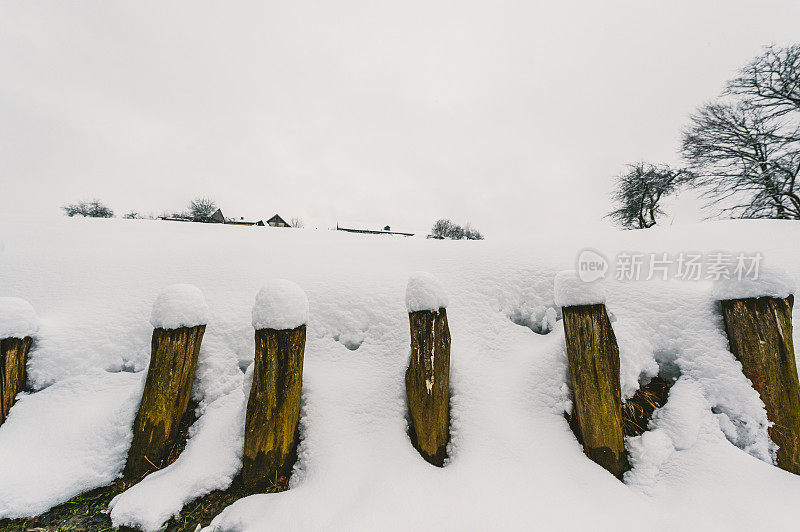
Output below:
[150,284,209,330]
[553,270,607,307]
[109,389,246,532]
[0,370,141,518]
[405,271,449,312]
[252,280,309,330]
[0,297,39,339]
[711,266,796,301]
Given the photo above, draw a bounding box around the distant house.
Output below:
[267,214,289,227]
[336,223,413,237]
[161,207,264,226]
[210,209,226,223]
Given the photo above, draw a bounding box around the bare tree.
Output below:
[726,44,800,127]
[607,163,690,229]
[62,199,114,218]
[290,217,304,228]
[188,197,217,222]
[682,102,800,219]
[463,223,484,240]
[430,219,484,240]
[431,219,456,239]
[682,44,800,219]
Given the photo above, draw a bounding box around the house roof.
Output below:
[267,214,288,225]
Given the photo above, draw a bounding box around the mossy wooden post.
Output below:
[124,285,208,480]
[1,336,33,426]
[405,272,451,466]
[721,295,800,474]
[406,308,451,466]
[243,280,308,490]
[0,297,38,427]
[562,303,629,479]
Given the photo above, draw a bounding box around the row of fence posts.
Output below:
[562,286,800,478]
[0,276,453,505]
[0,274,797,504]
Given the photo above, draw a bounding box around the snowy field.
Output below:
[1,215,800,531]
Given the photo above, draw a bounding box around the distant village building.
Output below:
[161,207,263,226]
[267,214,289,227]
[210,209,225,223]
[336,223,413,237]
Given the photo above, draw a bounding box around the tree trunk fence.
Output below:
[561,303,629,479]
[242,324,306,489]
[1,336,32,427]
[406,307,451,466]
[124,324,206,480]
[721,295,800,475]
[0,297,38,428]
[1,276,798,521]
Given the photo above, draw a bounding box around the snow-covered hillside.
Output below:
[1,215,800,531]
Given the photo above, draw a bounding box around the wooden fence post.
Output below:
[124,284,208,480]
[405,272,451,466]
[721,295,800,474]
[555,272,628,479]
[0,297,38,426]
[243,280,308,489]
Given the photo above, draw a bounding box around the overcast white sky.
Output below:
[2,1,799,236]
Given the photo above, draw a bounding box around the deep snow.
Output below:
[0,296,39,339]
[1,214,800,530]
[251,279,309,331]
[405,271,449,312]
[150,283,210,330]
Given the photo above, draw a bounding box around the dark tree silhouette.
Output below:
[682,44,800,219]
[430,219,484,240]
[62,199,114,218]
[188,197,217,222]
[607,163,690,229]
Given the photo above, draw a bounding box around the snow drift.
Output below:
[1,215,800,530]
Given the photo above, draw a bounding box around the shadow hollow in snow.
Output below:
[332,333,363,351]
[507,306,560,335]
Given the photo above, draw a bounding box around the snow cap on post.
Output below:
[149,284,210,330]
[554,270,607,308]
[405,271,449,312]
[0,297,39,339]
[711,265,796,301]
[252,279,309,330]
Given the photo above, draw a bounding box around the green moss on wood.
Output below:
[242,325,306,489]
[124,325,205,480]
[721,295,800,474]
[562,304,628,479]
[406,308,451,466]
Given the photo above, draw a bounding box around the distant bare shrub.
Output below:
[430,219,484,240]
[188,197,217,222]
[62,199,114,218]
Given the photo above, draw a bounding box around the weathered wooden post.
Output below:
[405,272,451,466]
[716,275,800,474]
[124,284,209,480]
[555,271,628,479]
[243,280,308,489]
[0,297,38,426]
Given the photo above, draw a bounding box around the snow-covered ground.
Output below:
[1,215,800,531]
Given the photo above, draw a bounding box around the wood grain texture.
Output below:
[124,325,205,480]
[0,336,32,426]
[721,295,800,474]
[242,325,306,489]
[406,308,451,466]
[562,304,628,479]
